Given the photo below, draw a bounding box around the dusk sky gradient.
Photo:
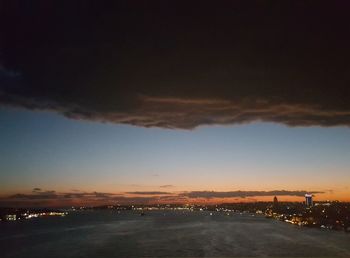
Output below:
[1,107,349,205]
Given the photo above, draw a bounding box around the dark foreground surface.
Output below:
[1,211,350,258]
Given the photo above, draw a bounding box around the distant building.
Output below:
[305,194,313,207]
[272,196,279,211]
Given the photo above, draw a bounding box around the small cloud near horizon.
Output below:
[126,191,172,195]
[159,185,174,188]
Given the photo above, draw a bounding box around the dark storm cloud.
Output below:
[1,1,350,129]
[180,190,324,199]
[126,191,171,195]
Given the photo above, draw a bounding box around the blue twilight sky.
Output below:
[1,107,350,200]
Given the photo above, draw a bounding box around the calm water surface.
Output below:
[1,211,350,257]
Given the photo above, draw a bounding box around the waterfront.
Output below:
[1,211,350,258]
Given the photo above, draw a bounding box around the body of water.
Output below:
[1,210,350,257]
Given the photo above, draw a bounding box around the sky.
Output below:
[1,107,349,206]
[1,1,350,206]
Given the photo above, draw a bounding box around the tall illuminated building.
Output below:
[305,194,313,207]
